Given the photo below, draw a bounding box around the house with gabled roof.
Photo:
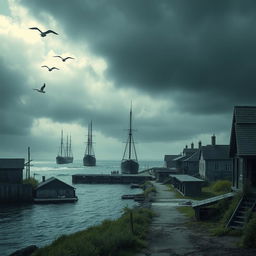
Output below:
[199,135,232,182]
[183,141,202,175]
[164,155,180,168]
[34,177,78,203]
[173,143,198,173]
[230,106,256,193]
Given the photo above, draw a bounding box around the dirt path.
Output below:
[137,182,256,256]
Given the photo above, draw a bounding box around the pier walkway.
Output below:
[137,182,251,256]
[137,182,197,256]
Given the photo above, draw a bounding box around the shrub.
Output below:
[23,177,39,188]
[211,180,232,194]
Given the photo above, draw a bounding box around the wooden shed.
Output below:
[0,158,24,184]
[34,177,78,203]
[169,174,204,196]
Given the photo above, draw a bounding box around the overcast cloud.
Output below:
[0,0,254,161]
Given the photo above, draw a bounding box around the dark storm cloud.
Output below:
[0,58,33,135]
[20,0,256,114]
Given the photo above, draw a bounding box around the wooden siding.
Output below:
[0,169,23,184]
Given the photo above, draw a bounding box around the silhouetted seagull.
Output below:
[53,55,74,62]
[41,65,59,72]
[29,27,58,37]
[33,83,46,93]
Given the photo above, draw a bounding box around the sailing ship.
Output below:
[56,130,73,164]
[83,121,96,166]
[121,105,139,174]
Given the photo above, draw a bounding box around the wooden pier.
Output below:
[72,174,153,184]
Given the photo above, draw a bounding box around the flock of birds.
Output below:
[30,27,75,93]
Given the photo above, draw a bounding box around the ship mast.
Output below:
[128,105,132,159]
[69,134,72,157]
[122,103,138,161]
[60,130,63,156]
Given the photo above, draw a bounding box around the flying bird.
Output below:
[29,27,58,37]
[53,55,74,62]
[41,65,59,72]
[33,83,46,93]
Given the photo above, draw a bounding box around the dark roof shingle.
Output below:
[230,106,256,156]
[201,145,230,160]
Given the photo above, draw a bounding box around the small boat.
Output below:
[56,130,73,164]
[83,121,96,166]
[121,104,139,174]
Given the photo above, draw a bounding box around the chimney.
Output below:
[211,134,216,146]
[185,145,188,149]
[198,141,202,148]
[42,176,45,182]
[191,142,194,149]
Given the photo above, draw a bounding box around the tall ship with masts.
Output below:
[121,104,139,174]
[83,121,96,166]
[56,130,73,164]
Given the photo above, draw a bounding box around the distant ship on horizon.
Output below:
[83,121,96,166]
[56,130,73,164]
[121,104,139,174]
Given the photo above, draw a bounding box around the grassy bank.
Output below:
[32,207,154,256]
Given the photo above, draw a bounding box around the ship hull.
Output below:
[121,159,139,174]
[83,155,96,166]
[56,156,73,164]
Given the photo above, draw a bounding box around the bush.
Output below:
[23,177,39,188]
[241,213,256,248]
[211,180,232,194]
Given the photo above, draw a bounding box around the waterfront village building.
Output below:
[34,177,77,201]
[230,106,256,193]
[164,155,180,168]
[0,158,24,184]
[173,144,198,173]
[0,158,33,203]
[183,141,202,176]
[169,174,205,196]
[199,135,232,182]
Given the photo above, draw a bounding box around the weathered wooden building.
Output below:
[164,155,180,168]
[183,142,202,175]
[230,106,256,193]
[199,135,232,182]
[152,167,177,182]
[0,158,33,203]
[0,158,24,184]
[34,177,77,203]
[169,174,204,196]
[173,144,199,173]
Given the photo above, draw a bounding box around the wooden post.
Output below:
[28,147,30,179]
[130,211,134,234]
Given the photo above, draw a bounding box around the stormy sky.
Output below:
[0,0,255,161]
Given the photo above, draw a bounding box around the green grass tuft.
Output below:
[241,213,256,248]
[23,177,39,188]
[32,207,154,256]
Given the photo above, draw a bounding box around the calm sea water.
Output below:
[0,159,162,256]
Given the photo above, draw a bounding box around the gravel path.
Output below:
[137,182,256,256]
